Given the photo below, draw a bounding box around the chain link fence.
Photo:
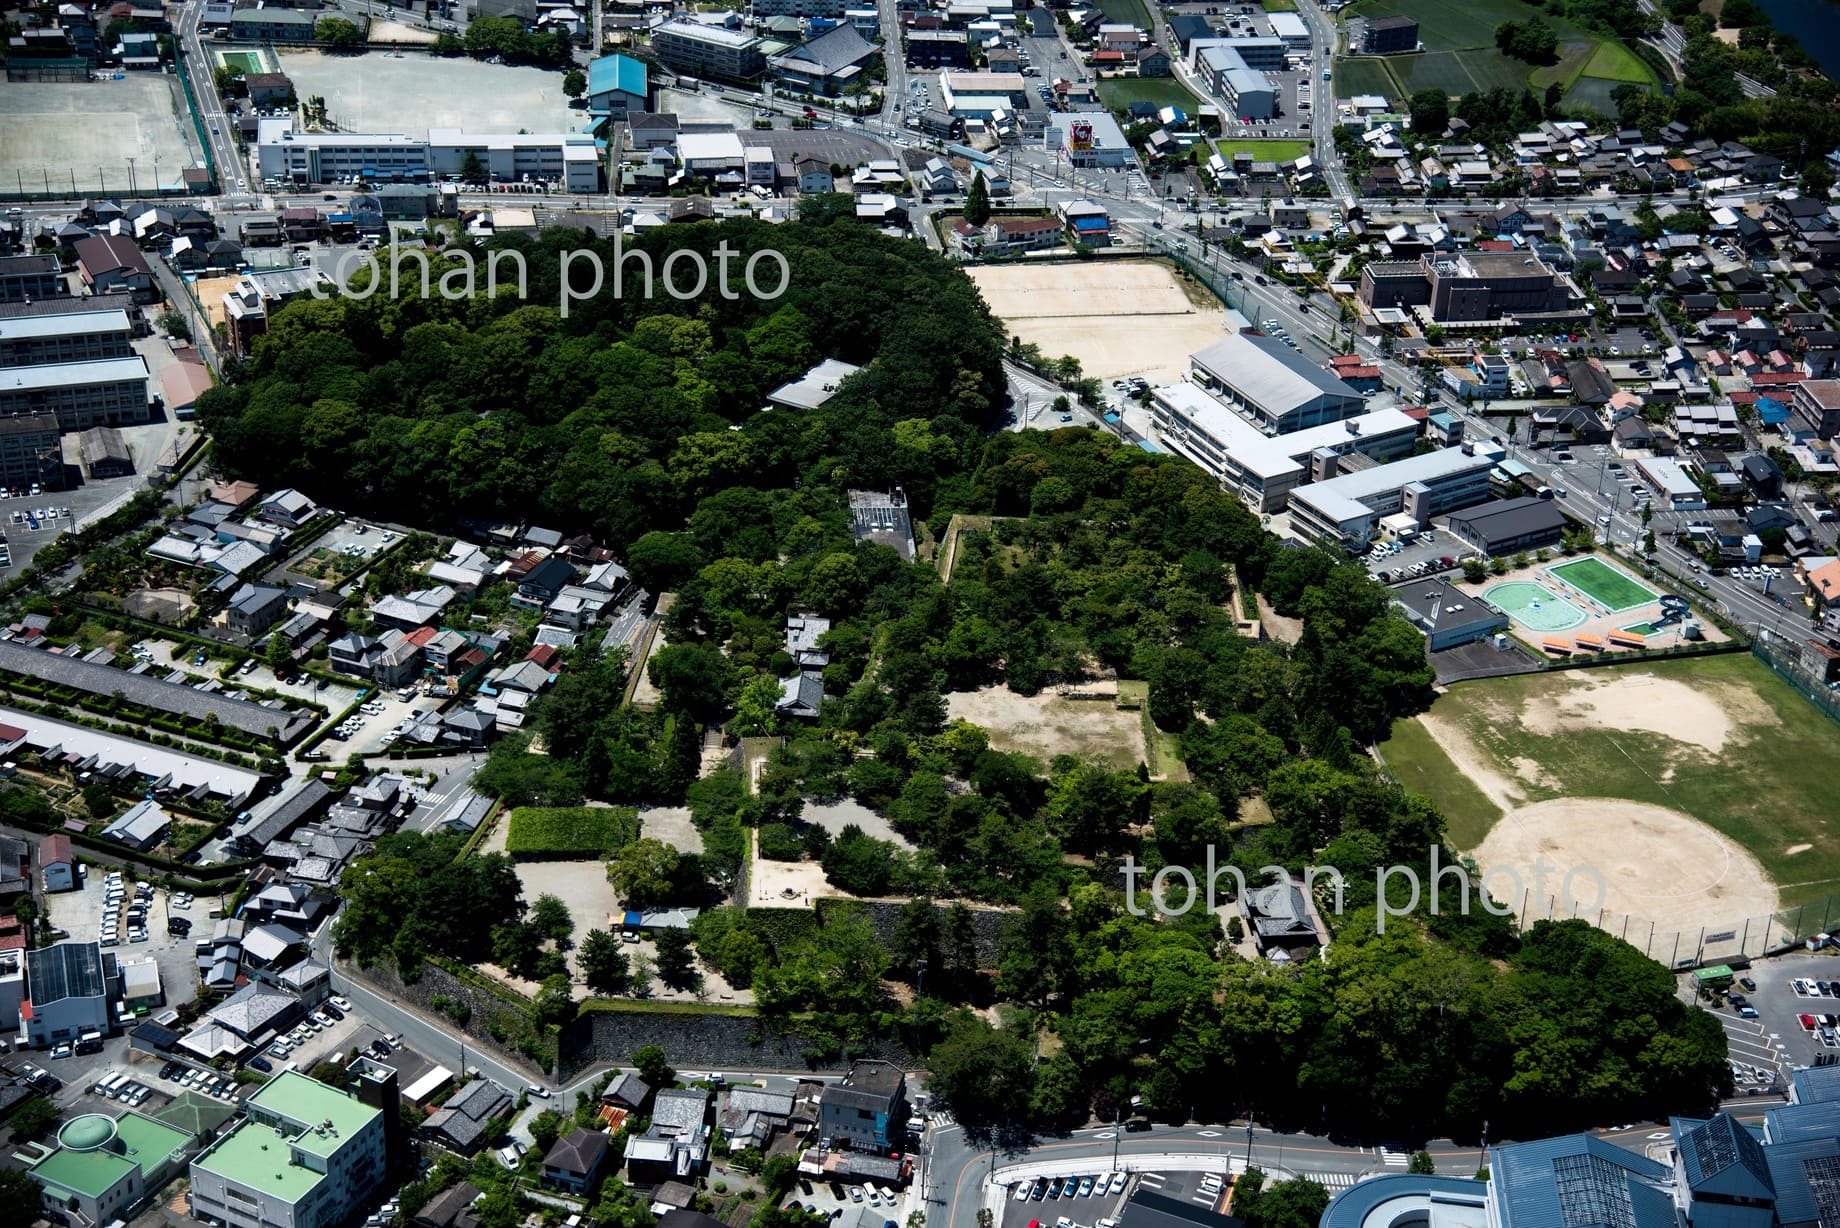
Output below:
[1499,885,1840,968]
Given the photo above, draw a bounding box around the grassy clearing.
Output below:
[1216,137,1312,162]
[1262,0,1299,10]
[1377,716,1501,850]
[1097,76,1204,114]
[1378,655,1840,905]
[1582,38,1654,83]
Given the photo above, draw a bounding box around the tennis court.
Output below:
[1482,581,1587,632]
[1549,557,1659,613]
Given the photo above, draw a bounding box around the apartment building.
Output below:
[0,254,66,303]
[1189,333,1365,434]
[1792,379,1840,440]
[190,1071,385,1228]
[0,356,150,430]
[1288,444,1504,548]
[651,21,766,80]
[0,306,134,367]
[0,412,67,492]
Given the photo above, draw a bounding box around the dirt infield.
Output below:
[965,261,1228,388]
[946,685,1144,769]
[1472,797,1779,933]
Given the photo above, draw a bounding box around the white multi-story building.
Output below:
[255,121,429,186]
[190,1071,385,1228]
[1150,383,1419,513]
[1288,444,1505,548]
[426,130,601,193]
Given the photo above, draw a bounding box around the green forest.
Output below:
[208,214,1729,1145]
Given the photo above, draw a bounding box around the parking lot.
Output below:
[44,866,212,1012]
[324,686,441,756]
[1368,527,1466,581]
[999,1169,1144,1228]
[1698,952,1840,1081]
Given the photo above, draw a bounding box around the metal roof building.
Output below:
[1289,444,1504,549]
[1189,333,1365,434]
[1445,495,1567,555]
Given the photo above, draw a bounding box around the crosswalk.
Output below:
[1307,1173,1361,1192]
[1379,1149,1412,1168]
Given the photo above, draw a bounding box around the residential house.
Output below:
[542,1128,612,1193]
[423,1079,513,1154]
[626,1088,710,1185]
[225,583,289,636]
[819,1060,907,1154]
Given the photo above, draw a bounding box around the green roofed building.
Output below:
[190,1071,385,1228]
[28,1111,192,1224]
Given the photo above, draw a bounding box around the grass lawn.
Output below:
[1334,57,1401,102]
[1378,716,1500,849]
[1097,77,1203,114]
[1581,38,1654,83]
[1378,654,1840,905]
[1216,137,1313,162]
[1548,557,1659,612]
[1262,0,1299,10]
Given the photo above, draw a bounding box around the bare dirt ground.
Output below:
[1518,669,1777,755]
[966,261,1229,388]
[1472,797,1780,933]
[747,829,842,909]
[945,685,1144,769]
[639,805,705,856]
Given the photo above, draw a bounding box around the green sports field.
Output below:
[1336,0,1658,112]
[1379,654,1840,906]
[1548,557,1659,612]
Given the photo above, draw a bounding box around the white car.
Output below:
[1016,1185,1034,1203]
[1108,1174,1128,1195]
[330,996,352,1012]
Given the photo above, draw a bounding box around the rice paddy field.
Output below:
[1336,0,1658,113]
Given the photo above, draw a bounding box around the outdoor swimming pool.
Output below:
[1482,581,1588,632]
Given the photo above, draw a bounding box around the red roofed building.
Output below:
[404,626,440,648]
[524,644,559,670]
[39,833,75,893]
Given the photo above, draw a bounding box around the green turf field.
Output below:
[1098,77,1203,114]
[1216,137,1313,162]
[1378,654,1840,904]
[1548,557,1659,612]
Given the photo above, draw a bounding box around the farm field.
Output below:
[1379,656,1840,918]
[1098,77,1203,114]
[1215,138,1313,162]
[1337,0,1656,111]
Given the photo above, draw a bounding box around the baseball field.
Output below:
[1378,655,1840,933]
